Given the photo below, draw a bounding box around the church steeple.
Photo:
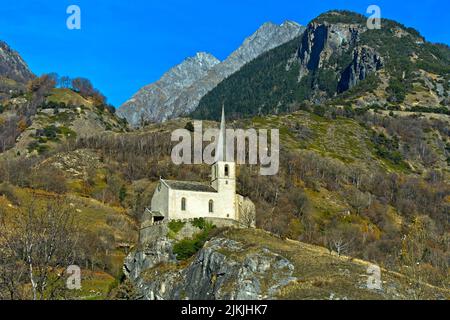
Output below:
[211,106,236,193]
[215,105,227,163]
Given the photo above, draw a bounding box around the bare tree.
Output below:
[0,209,27,299]
[400,216,429,299]
[326,229,354,257]
[238,198,256,228]
[0,198,79,300]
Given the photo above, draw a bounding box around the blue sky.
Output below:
[0,0,448,107]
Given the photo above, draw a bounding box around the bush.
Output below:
[168,220,186,234]
[371,132,404,164]
[0,183,20,205]
[31,167,68,194]
[172,238,201,260]
[387,78,407,103]
[27,141,49,154]
[313,105,326,117]
[43,125,60,140]
[184,121,195,132]
[172,222,215,260]
[191,217,209,230]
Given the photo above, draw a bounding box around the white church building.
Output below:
[147,108,254,226]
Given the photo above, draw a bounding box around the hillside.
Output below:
[2,105,449,299]
[193,10,450,120]
[121,228,449,300]
[0,86,127,156]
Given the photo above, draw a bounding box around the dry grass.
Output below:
[223,228,450,300]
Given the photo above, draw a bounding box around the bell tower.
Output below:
[211,107,236,194]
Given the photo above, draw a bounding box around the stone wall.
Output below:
[139,222,169,245]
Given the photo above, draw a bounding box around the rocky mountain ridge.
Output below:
[117,21,304,126]
[193,10,450,120]
[117,52,220,126]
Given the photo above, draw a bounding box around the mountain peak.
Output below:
[118,21,304,126]
[281,20,302,28]
[192,52,221,64]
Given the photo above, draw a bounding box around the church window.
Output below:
[181,197,186,211]
[225,165,229,177]
[209,200,214,213]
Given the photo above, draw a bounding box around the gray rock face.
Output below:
[123,237,176,283]
[337,45,383,92]
[296,22,382,97]
[124,237,296,300]
[118,21,304,126]
[117,52,220,126]
[0,41,34,83]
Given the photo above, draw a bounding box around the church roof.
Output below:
[162,179,217,193]
[144,208,164,217]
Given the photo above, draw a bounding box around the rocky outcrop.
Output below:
[124,237,296,300]
[297,22,362,78]
[118,21,304,126]
[0,41,34,83]
[124,237,176,283]
[295,20,383,98]
[337,46,383,92]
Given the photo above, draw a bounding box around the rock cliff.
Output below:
[296,20,383,99]
[124,236,296,300]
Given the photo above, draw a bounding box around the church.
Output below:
[147,108,254,226]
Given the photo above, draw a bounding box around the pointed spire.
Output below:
[215,105,226,162]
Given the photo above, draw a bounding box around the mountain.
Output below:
[0,41,34,100]
[117,21,304,126]
[193,10,450,120]
[0,41,34,84]
[117,52,220,126]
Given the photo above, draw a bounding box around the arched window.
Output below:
[181,198,186,211]
[209,200,214,213]
[224,165,229,177]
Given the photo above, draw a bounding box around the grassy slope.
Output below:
[224,228,449,300]
[141,227,448,299]
[0,185,137,300]
[6,88,127,157]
